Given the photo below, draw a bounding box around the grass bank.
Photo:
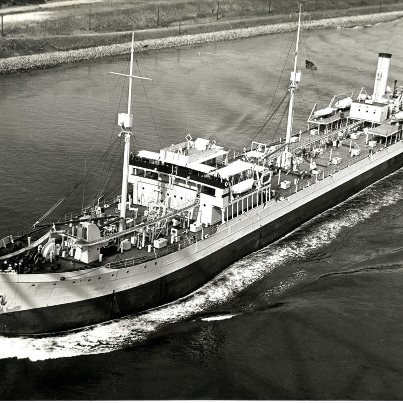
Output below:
[2,0,403,37]
[1,9,402,74]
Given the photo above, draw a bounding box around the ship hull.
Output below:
[1,151,402,336]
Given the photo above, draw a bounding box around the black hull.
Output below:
[1,153,402,335]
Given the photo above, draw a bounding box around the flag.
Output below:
[305,60,317,70]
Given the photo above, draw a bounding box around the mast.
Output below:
[119,33,135,231]
[109,34,152,232]
[284,3,302,156]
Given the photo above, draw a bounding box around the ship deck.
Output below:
[2,118,402,276]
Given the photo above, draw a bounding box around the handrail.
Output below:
[76,200,200,247]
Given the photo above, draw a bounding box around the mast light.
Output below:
[118,113,133,129]
[290,70,302,83]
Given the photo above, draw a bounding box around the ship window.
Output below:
[126,270,129,273]
[31,284,35,287]
[155,262,157,265]
[144,265,147,268]
[88,279,91,282]
[201,186,215,196]
[98,277,101,280]
[112,274,115,277]
[53,283,56,286]
[73,281,76,284]
[147,172,158,180]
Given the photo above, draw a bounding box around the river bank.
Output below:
[1,10,402,74]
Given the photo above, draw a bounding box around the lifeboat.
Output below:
[314,107,335,118]
[391,111,403,123]
[335,96,352,109]
[231,178,254,195]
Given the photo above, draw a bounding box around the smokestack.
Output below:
[373,53,392,103]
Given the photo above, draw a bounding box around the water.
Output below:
[0,19,403,400]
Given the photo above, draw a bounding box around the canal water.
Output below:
[0,17,402,400]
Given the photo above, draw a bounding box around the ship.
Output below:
[1,8,403,336]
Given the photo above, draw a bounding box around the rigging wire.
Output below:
[310,68,323,105]
[93,136,123,203]
[251,89,289,144]
[98,148,125,203]
[296,87,311,121]
[136,60,162,148]
[99,138,124,197]
[44,56,136,224]
[236,32,296,140]
[249,28,298,146]
[103,183,121,204]
[273,97,290,139]
[300,25,324,106]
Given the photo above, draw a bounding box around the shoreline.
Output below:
[1,10,402,75]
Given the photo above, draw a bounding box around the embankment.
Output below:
[1,10,402,74]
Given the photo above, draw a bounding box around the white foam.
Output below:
[0,170,401,361]
[200,313,238,322]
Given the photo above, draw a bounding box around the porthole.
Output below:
[72,281,76,284]
[126,270,129,273]
[155,262,157,265]
[144,265,147,268]
[88,279,91,282]
[112,274,115,277]
[53,283,56,286]
[98,277,101,280]
[31,284,35,287]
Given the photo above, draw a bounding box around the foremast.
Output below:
[284,3,302,158]
[119,35,134,231]
[110,33,152,232]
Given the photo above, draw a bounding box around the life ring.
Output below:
[224,182,229,187]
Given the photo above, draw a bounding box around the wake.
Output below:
[0,169,401,362]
